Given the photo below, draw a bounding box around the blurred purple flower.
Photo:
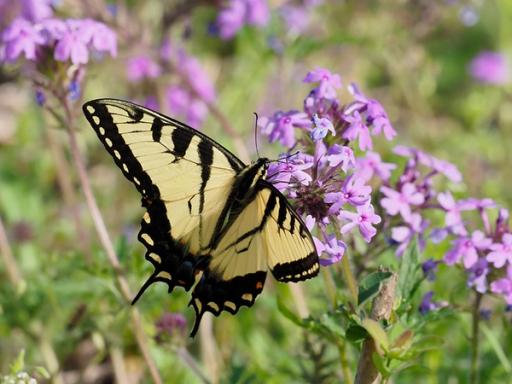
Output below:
[438,191,467,235]
[467,258,489,293]
[391,213,427,257]
[304,67,342,100]
[380,183,425,222]
[216,0,269,40]
[260,110,311,148]
[280,5,309,34]
[51,19,117,65]
[444,230,492,268]
[1,18,45,61]
[393,146,462,183]
[246,0,270,26]
[419,291,447,315]
[422,258,440,281]
[166,85,208,128]
[316,234,346,266]
[21,0,54,22]
[126,55,162,82]
[311,114,335,142]
[155,312,187,339]
[469,51,510,85]
[487,233,512,268]
[490,266,512,304]
[35,89,45,106]
[177,51,216,103]
[340,203,381,243]
[355,152,396,182]
[325,144,355,172]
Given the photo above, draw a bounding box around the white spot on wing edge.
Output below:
[92,115,100,125]
[141,233,154,246]
[86,105,95,114]
[99,127,106,135]
[105,137,113,147]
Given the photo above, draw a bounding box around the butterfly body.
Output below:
[83,99,319,336]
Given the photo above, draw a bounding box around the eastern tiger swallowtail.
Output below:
[82,99,319,336]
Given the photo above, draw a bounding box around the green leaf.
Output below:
[357,271,393,307]
[397,238,421,303]
[319,313,346,338]
[371,351,391,377]
[10,349,25,374]
[345,325,368,343]
[361,319,389,353]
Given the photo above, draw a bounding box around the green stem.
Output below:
[338,340,353,384]
[341,253,358,305]
[470,292,482,384]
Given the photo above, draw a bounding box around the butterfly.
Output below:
[82,99,320,336]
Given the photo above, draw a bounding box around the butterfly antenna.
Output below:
[253,112,260,158]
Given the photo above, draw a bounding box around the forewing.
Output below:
[82,99,244,297]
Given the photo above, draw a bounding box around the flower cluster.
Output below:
[260,67,395,266]
[1,17,116,65]
[124,41,216,128]
[368,143,512,307]
[215,0,270,40]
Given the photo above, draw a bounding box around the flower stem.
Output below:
[0,216,22,287]
[341,252,359,305]
[470,292,482,384]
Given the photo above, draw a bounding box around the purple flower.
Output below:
[325,144,355,172]
[342,111,372,151]
[487,233,512,268]
[325,174,371,214]
[490,266,512,304]
[1,18,45,62]
[216,0,245,39]
[355,151,396,182]
[126,55,162,82]
[469,51,510,85]
[155,312,187,340]
[444,230,492,268]
[380,183,425,222]
[391,213,427,257]
[267,154,313,192]
[166,85,208,128]
[419,291,447,315]
[177,51,216,103]
[340,203,381,243]
[393,146,462,183]
[438,191,467,235]
[35,89,45,106]
[280,5,309,34]
[54,19,91,64]
[347,83,397,141]
[310,114,335,142]
[246,0,270,26]
[216,0,269,40]
[260,110,311,148]
[86,19,117,58]
[303,68,342,100]
[422,259,440,281]
[316,234,346,266]
[21,0,54,22]
[467,258,489,293]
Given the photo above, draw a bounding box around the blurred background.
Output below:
[1,1,511,383]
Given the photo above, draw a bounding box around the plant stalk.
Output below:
[470,292,482,384]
